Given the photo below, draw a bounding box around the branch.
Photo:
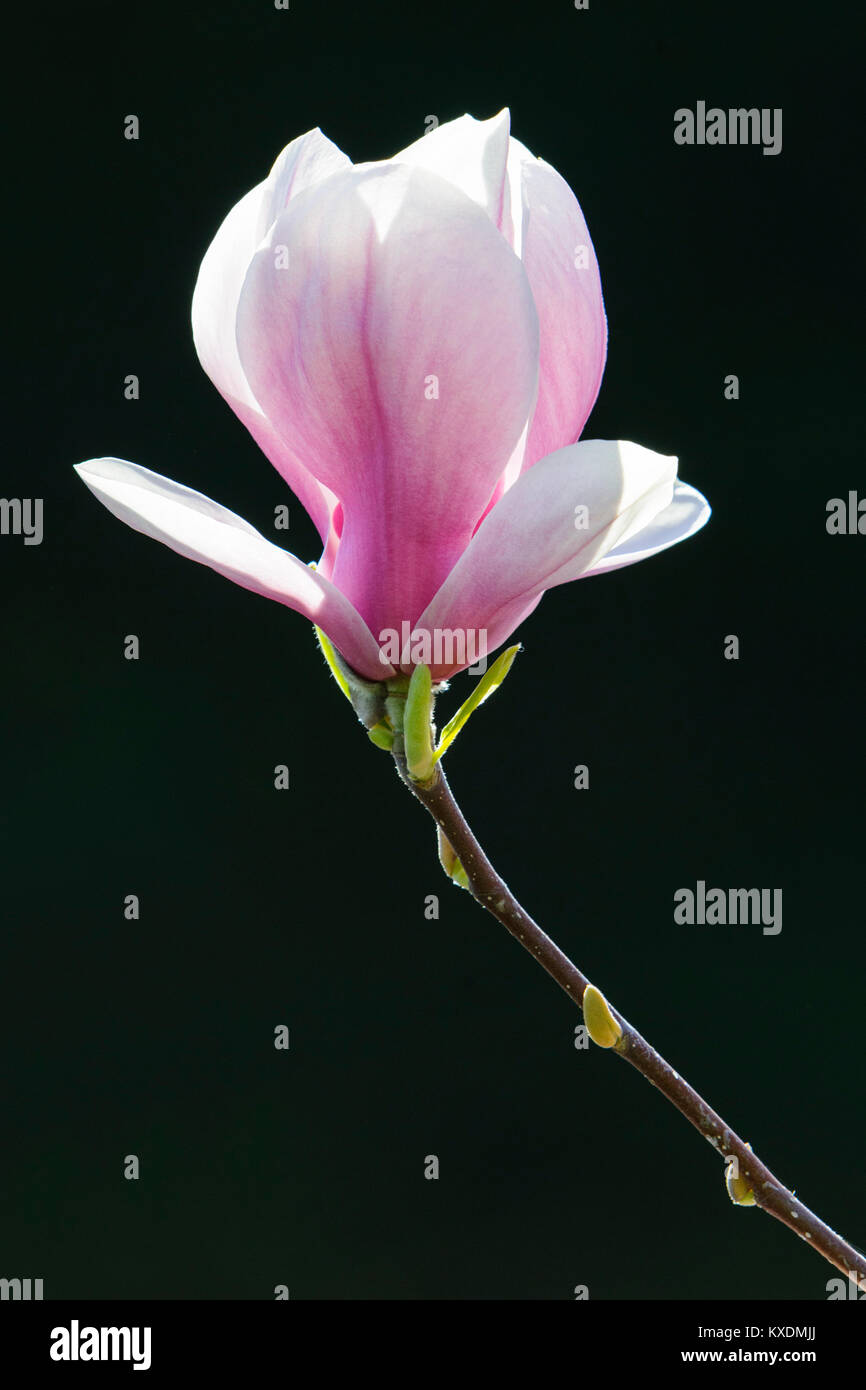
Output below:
[393,752,866,1286]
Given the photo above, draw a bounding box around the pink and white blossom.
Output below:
[76,111,709,681]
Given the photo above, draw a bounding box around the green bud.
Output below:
[404,664,437,784]
[367,720,395,750]
[437,827,470,890]
[725,1148,757,1206]
[583,983,623,1049]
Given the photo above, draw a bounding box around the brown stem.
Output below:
[393,752,866,1286]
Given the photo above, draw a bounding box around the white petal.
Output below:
[389,110,513,237]
[582,480,711,576]
[74,458,392,679]
[257,127,352,241]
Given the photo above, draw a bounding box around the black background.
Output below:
[2,0,862,1300]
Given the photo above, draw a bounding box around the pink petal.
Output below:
[74,457,393,679]
[417,440,690,678]
[236,162,539,639]
[191,128,351,543]
[507,139,607,474]
[388,112,606,488]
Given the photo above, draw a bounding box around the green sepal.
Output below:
[314,625,388,730]
[315,625,352,701]
[433,644,521,762]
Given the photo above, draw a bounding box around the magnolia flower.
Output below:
[75,110,709,682]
